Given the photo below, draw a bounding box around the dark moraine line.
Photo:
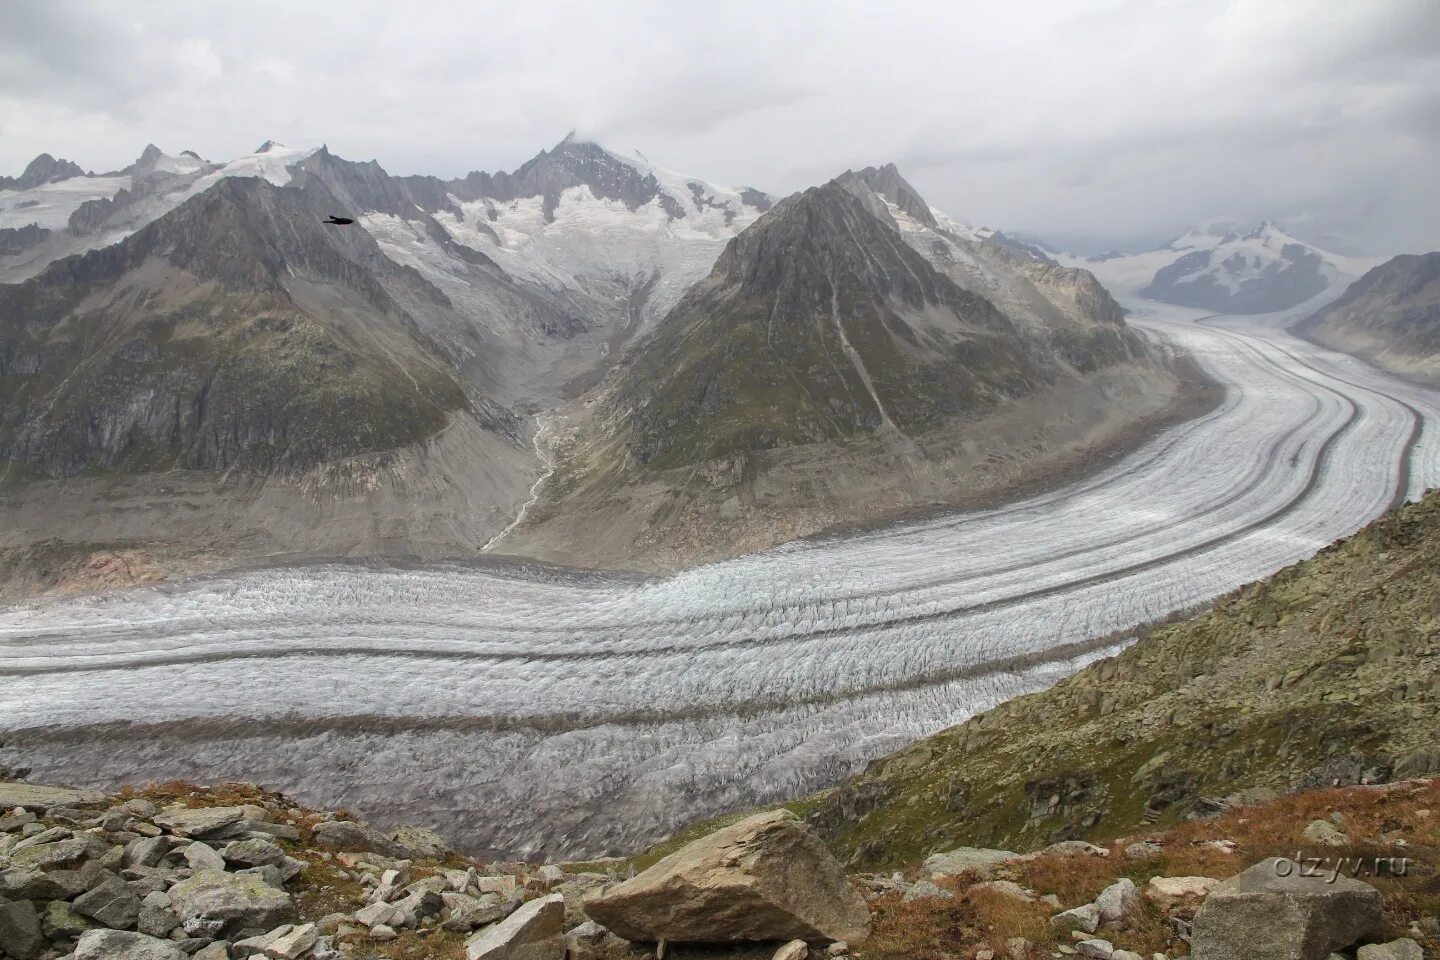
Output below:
[4,626,1135,744]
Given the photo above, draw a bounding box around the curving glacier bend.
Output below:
[1,304,1438,860]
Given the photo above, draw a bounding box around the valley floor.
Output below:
[0,304,1438,862]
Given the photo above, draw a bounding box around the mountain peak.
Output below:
[846,163,937,228]
[4,153,87,190]
[255,139,285,154]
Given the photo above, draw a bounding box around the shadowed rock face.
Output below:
[1297,252,1440,385]
[0,175,471,477]
[0,224,50,256]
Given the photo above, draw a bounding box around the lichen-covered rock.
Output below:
[72,929,188,960]
[168,869,295,939]
[391,825,448,858]
[1190,858,1382,960]
[583,811,869,944]
[1095,878,1140,925]
[1052,903,1101,934]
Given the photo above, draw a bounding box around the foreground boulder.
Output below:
[1190,858,1382,960]
[465,893,565,960]
[583,811,869,944]
[167,870,296,938]
[71,929,188,960]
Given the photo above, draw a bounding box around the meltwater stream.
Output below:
[2,306,1438,859]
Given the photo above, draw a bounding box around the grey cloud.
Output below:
[1,0,1438,254]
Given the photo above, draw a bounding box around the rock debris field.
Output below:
[2,305,1439,860]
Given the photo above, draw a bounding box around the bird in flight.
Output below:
[323,215,355,225]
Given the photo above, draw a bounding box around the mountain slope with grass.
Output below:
[792,489,1440,871]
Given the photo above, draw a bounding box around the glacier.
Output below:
[1,303,1437,860]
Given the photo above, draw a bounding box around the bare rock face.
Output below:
[582,811,869,944]
[1189,858,1382,960]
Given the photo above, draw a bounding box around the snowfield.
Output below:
[1,303,1437,860]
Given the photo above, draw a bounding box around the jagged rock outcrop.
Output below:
[848,162,937,228]
[0,224,50,256]
[1296,252,1440,385]
[0,154,86,191]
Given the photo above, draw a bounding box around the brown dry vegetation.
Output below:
[861,778,1440,960]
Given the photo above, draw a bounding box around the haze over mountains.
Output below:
[0,135,1434,593]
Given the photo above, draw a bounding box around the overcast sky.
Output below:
[3,0,1437,253]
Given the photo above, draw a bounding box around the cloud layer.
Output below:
[3,0,1437,253]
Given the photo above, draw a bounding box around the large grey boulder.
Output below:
[168,870,295,938]
[1095,878,1140,925]
[72,929,188,960]
[582,811,869,944]
[153,806,250,838]
[465,893,565,960]
[1358,939,1423,960]
[310,819,410,858]
[923,846,1019,877]
[72,875,142,929]
[1190,858,1382,960]
[9,835,110,870]
[0,783,103,810]
[0,899,45,960]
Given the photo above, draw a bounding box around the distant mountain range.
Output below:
[0,138,1238,590]
[1050,221,1380,316]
